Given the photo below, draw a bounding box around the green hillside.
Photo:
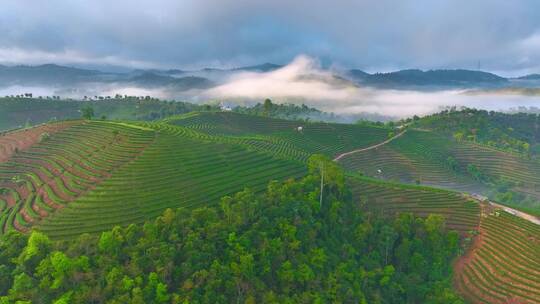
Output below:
[413,108,540,157]
[0,171,465,304]
[37,124,305,238]
[347,175,480,234]
[166,111,391,161]
[339,129,540,214]
[0,120,305,238]
[0,97,207,131]
[4,111,538,238]
[455,209,540,303]
[0,121,156,235]
[1,108,539,304]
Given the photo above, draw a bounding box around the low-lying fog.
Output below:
[2,56,539,120]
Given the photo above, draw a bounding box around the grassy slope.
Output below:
[338,129,540,215]
[0,97,202,131]
[165,111,390,161]
[1,111,538,303]
[347,174,480,234]
[455,209,540,304]
[0,121,156,235]
[413,109,540,156]
[35,122,306,238]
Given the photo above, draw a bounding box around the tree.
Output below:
[307,154,344,208]
[466,164,484,181]
[39,132,51,143]
[17,231,51,271]
[81,106,94,120]
[263,98,273,116]
[453,132,464,142]
[446,156,458,171]
[379,225,397,265]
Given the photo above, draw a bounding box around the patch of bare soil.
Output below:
[0,121,79,163]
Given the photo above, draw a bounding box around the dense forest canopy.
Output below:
[232,100,329,121]
[0,157,463,303]
[413,107,540,156]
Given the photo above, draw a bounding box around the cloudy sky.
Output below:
[1,0,540,75]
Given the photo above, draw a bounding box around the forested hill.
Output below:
[0,106,538,303]
[0,165,463,303]
[347,69,508,88]
[412,108,540,156]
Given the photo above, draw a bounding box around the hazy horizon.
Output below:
[1,0,540,76]
[1,0,540,119]
[1,55,540,119]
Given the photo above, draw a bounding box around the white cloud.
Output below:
[1,0,539,72]
[203,55,540,118]
[0,47,160,68]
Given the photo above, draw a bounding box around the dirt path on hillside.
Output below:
[333,130,407,161]
[488,201,540,226]
[334,126,540,227]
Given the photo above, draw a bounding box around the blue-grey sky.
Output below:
[1,0,540,75]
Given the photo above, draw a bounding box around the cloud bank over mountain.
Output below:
[203,56,540,117]
[1,0,540,74]
[0,55,539,119]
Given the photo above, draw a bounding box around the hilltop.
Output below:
[348,69,508,88]
[0,63,535,95]
[412,108,540,157]
[0,108,538,303]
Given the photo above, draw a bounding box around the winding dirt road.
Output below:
[333,129,407,161]
[488,201,540,225]
[333,127,540,226]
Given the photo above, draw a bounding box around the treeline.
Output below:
[0,97,215,131]
[0,157,463,303]
[414,107,540,157]
[232,99,394,126]
[233,99,338,122]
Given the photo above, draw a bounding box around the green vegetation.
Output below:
[1,112,391,239]
[233,99,331,121]
[0,173,464,303]
[1,106,539,303]
[347,175,480,234]
[413,107,540,157]
[0,97,213,131]
[36,123,305,238]
[455,210,540,304]
[166,111,390,161]
[0,121,156,235]
[338,129,540,215]
[81,106,95,120]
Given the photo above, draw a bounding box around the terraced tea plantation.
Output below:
[0,121,156,234]
[37,127,306,238]
[0,118,307,238]
[455,209,540,304]
[0,121,77,162]
[0,110,538,303]
[339,129,540,213]
[166,112,390,161]
[347,175,480,233]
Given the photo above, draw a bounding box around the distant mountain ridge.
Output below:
[232,62,283,72]
[517,74,540,80]
[127,72,213,90]
[347,68,508,87]
[0,64,107,86]
[0,63,537,91]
